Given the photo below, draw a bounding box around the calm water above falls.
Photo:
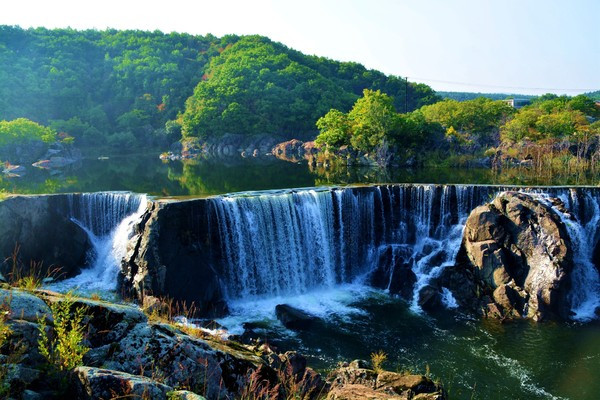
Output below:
[4,152,600,196]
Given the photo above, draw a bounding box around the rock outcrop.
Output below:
[439,192,573,321]
[327,360,446,400]
[0,287,331,400]
[0,195,90,280]
[369,245,416,299]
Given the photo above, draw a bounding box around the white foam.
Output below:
[441,287,459,309]
[47,194,147,295]
[216,283,373,335]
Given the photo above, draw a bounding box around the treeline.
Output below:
[0,26,439,151]
[315,91,600,169]
[438,91,535,102]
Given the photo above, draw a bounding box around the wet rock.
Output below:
[21,389,44,400]
[418,285,442,312]
[275,304,319,330]
[122,200,228,317]
[370,245,416,299]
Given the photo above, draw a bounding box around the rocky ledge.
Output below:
[0,286,446,400]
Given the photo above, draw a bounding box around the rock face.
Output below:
[327,360,446,400]
[122,200,228,317]
[0,195,91,280]
[73,367,172,400]
[440,192,573,321]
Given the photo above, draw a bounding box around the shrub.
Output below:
[370,350,387,373]
[37,295,89,371]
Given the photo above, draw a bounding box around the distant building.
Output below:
[502,98,532,109]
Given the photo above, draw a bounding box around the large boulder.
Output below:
[369,245,416,299]
[272,139,306,162]
[440,192,573,321]
[0,195,90,279]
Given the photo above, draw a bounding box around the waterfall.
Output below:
[210,185,491,302]
[205,184,600,320]
[533,190,600,321]
[50,192,147,293]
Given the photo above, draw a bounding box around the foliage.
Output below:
[438,91,535,102]
[180,36,438,140]
[0,118,56,147]
[419,97,514,147]
[370,350,388,374]
[315,109,351,148]
[347,89,399,152]
[315,90,443,161]
[0,26,218,147]
[37,295,89,371]
[0,27,439,148]
[584,90,600,101]
[500,97,600,143]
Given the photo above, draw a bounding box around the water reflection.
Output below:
[2,153,600,197]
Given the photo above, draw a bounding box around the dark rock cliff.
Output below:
[121,199,227,317]
[0,195,90,279]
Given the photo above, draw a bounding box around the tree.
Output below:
[315,109,351,147]
[348,89,399,153]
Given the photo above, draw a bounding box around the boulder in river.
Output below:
[439,192,573,321]
[275,304,319,330]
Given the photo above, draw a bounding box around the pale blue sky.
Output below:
[1,0,598,95]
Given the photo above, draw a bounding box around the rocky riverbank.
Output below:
[0,286,446,400]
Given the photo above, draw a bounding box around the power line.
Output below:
[406,76,598,93]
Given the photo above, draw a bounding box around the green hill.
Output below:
[0,26,439,149]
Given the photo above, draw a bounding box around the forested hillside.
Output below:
[0,26,439,150]
[180,35,439,140]
[0,26,222,148]
[586,90,600,101]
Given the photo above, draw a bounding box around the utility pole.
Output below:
[405,76,408,113]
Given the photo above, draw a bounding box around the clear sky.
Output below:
[1,0,598,95]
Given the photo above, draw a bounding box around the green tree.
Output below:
[348,89,399,153]
[315,109,351,147]
[0,118,56,146]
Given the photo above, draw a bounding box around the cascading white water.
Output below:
[212,189,370,299]
[533,190,600,321]
[49,192,147,294]
[211,184,600,320]
[212,185,488,304]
